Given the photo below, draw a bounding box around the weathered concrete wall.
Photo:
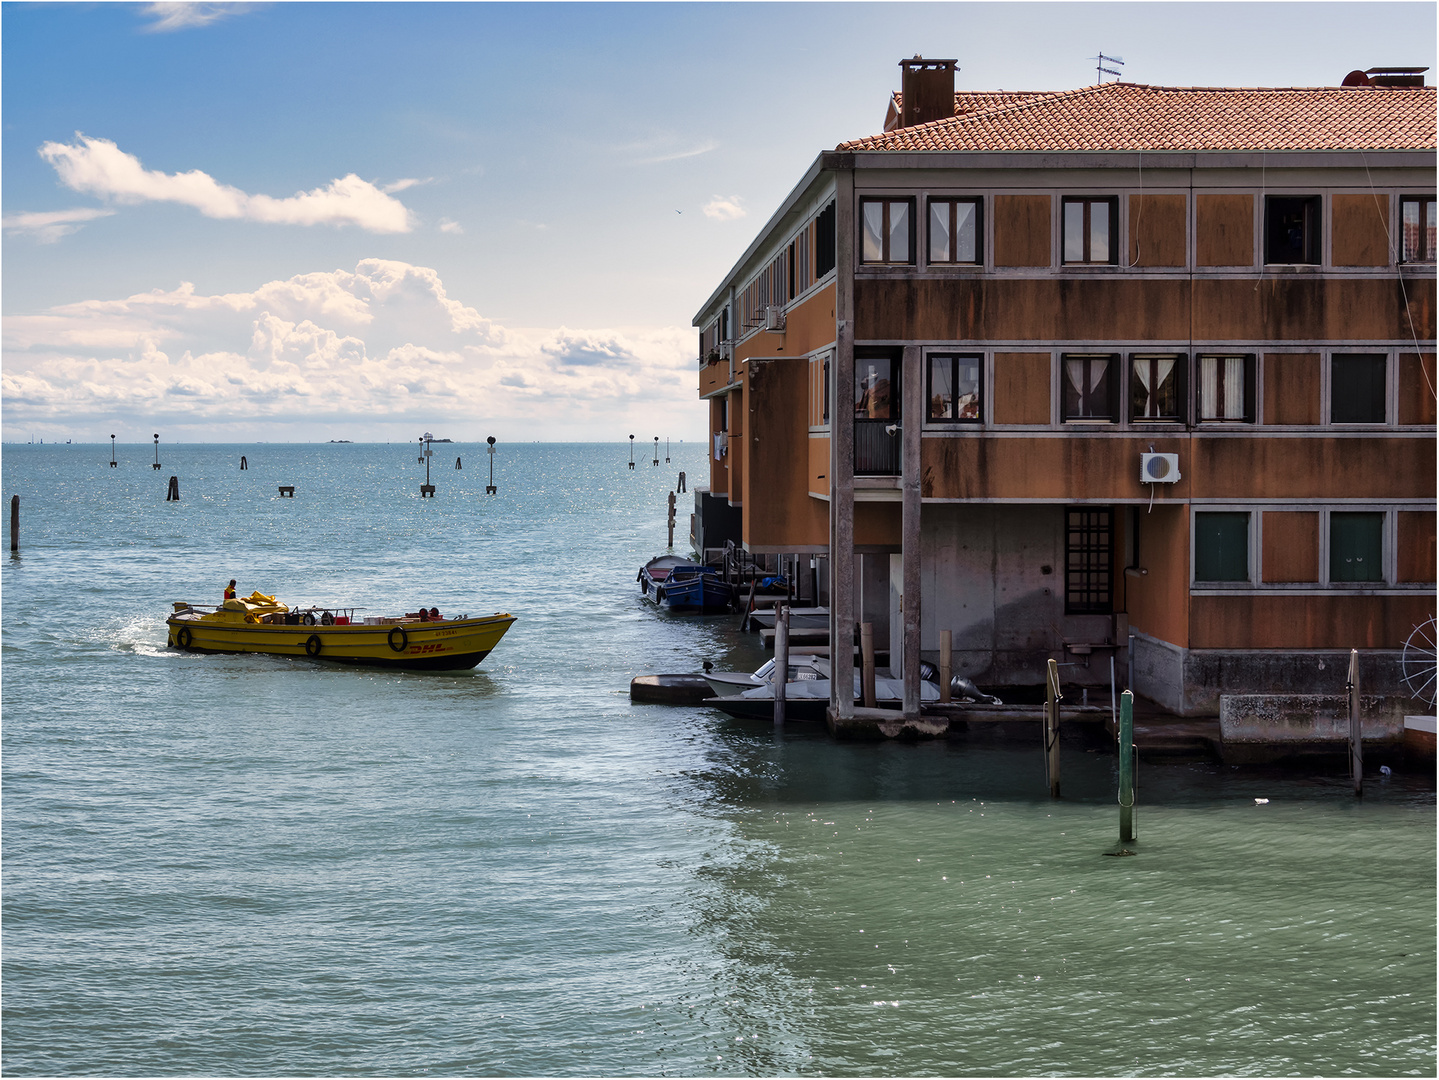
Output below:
[1131,631,1187,713]
[1219,693,1403,762]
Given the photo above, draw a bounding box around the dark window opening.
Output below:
[860,198,914,264]
[928,198,982,264]
[1401,196,1437,262]
[1195,512,1250,582]
[1197,355,1255,423]
[928,354,982,421]
[787,241,797,300]
[1066,508,1113,614]
[1130,354,1185,422]
[1331,353,1387,424]
[1062,353,1118,422]
[822,359,831,423]
[1062,197,1119,264]
[1330,512,1384,583]
[855,349,901,475]
[815,201,837,277]
[1265,195,1321,264]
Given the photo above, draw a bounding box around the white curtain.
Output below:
[1200,358,1219,419]
[1134,358,1153,416]
[1224,356,1244,419]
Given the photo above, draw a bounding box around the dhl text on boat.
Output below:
[167,591,515,671]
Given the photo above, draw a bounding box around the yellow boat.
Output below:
[166,591,515,671]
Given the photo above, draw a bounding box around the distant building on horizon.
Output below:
[692,58,1437,720]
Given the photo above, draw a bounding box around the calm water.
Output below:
[2,442,1434,1077]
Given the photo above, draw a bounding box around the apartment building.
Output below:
[694,59,1436,719]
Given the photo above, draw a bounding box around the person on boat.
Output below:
[224,579,237,601]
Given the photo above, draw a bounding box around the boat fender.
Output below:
[388,626,408,653]
[175,625,192,650]
[302,612,317,626]
[305,634,322,658]
[656,587,666,604]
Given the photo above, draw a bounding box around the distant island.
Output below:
[329,440,352,443]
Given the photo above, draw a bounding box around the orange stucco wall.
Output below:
[1124,503,1190,648]
[742,358,828,550]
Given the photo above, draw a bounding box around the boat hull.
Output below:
[638,557,731,612]
[166,613,516,671]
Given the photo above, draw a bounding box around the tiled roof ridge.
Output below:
[840,80,1436,152]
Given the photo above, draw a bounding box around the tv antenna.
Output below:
[1090,52,1125,83]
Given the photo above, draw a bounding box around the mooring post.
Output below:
[152,433,161,470]
[677,470,686,493]
[486,436,497,494]
[860,622,876,708]
[652,436,659,466]
[1045,657,1062,798]
[240,455,247,471]
[667,491,676,548]
[1347,648,1363,797]
[774,603,789,727]
[665,437,670,464]
[110,434,117,467]
[939,628,952,703]
[455,456,462,470]
[1119,689,1135,841]
[628,434,635,470]
[9,495,17,553]
[166,475,180,501]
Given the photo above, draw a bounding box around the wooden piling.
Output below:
[455,457,462,469]
[166,476,180,501]
[667,491,676,548]
[1119,690,1135,841]
[939,629,952,703]
[1347,648,1363,796]
[9,495,17,552]
[677,470,686,493]
[240,455,247,470]
[860,622,876,708]
[1044,658,1062,797]
[774,604,789,727]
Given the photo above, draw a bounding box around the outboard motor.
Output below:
[951,675,1003,705]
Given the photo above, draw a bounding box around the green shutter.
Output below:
[1195,512,1249,582]
[1331,355,1386,423]
[1330,513,1384,582]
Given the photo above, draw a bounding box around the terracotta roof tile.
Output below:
[850,82,1436,153]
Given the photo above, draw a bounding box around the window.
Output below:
[928,354,982,422]
[1194,512,1250,582]
[856,356,894,420]
[1401,197,1437,262]
[1330,512,1384,583]
[1062,197,1118,264]
[1264,195,1321,264]
[928,198,982,264]
[1130,354,1185,423]
[860,198,913,264]
[1065,508,1113,614]
[1197,355,1254,423]
[854,350,901,475]
[822,357,831,423]
[815,201,836,277]
[1331,354,1387,423]
[1062,354,1118,422]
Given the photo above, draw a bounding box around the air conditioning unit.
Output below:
[1140,452,1181,484]
[764,305,786,332]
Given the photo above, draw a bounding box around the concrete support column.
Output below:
[829,170,856,723]
[901,344,923,720]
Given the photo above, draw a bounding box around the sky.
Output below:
[3,1,1435,444]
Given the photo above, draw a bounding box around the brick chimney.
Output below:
[899,56,958,127]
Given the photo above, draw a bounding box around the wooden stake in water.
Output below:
[166,476,180,501]
[860,622,876,708]
[667,491,676,549]
[1119,690,1135,842]
[773,604,789,727]
[1347,648,1363,797]
[1044,658,1062,798]
[939,629,952,703]
[9,495,17,552]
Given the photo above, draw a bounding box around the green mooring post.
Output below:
[1119,690,1135,842]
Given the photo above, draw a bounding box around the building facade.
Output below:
[694,60,1436,719]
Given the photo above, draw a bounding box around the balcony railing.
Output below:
[855,420,900,475]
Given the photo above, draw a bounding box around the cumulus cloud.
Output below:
[2,207,115,243]
[38,134,413,233]
[140,3,256,32]
[2,260,702,440]
[438,219,464,235]
[703,195,746,221]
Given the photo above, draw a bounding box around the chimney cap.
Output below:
[899,56,958,70]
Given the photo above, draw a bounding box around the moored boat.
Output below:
[706,675,942,722]
[638,555,731,611]
[166,592,514,671]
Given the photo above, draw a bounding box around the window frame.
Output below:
[925,352,984,424]
[1129,353,1187,424]
[1065,507,1114,615]
[1061,196,1120,265]
[1195,353,1256,425]
[1192,510,1253,586]
[1399,195,1437,263]
[1060,352,1120,424]
[1329,353,1388,425]
[926,197,984,266]
[1328,510,1387,585]
[859,196,916,266]
[1264,194,1322,265]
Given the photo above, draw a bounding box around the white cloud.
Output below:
[438,219,464,235]
[703,195,746,221]
[139,3,255,32]
[2,207,115,243]
[2,260,702,440]
[382,178,432,193]
[38,134,413,233]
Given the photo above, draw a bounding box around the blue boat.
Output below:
[638,555,731,612]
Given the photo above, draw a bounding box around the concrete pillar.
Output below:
[901,344,923,720]
[829,169,856,722]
